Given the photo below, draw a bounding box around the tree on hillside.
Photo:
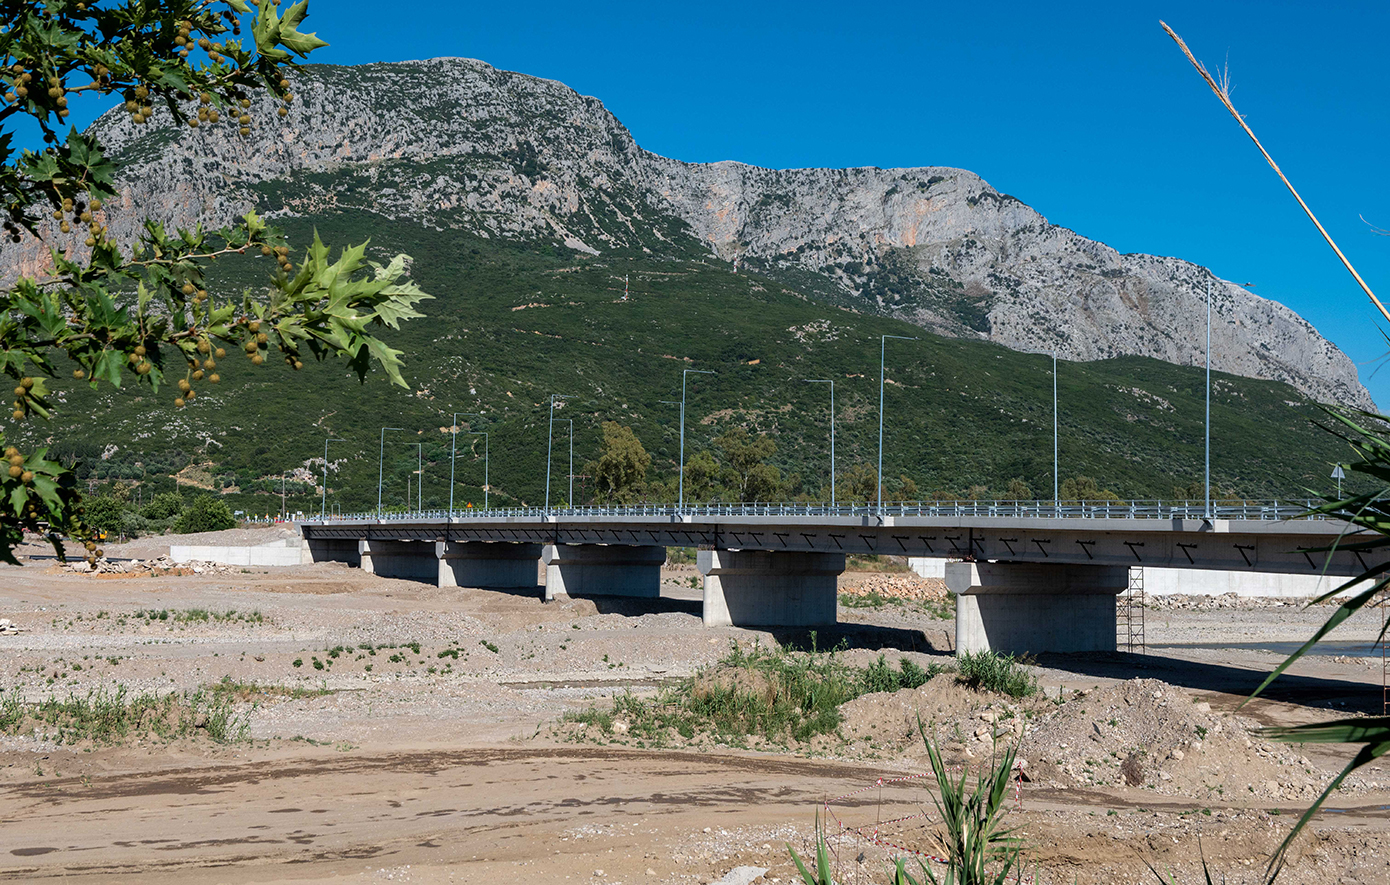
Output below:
[1006,477,1033,500]
[681,450,720,503]
[714,427,781,502]
[1059,476,1120,502]
[176,493,236,533]
[588,421,650,504]
[0,2,430,564]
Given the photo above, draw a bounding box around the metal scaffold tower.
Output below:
[1118,566,1146,653]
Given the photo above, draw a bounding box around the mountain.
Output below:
[52,56,1370,410]
[0,58,1370,514]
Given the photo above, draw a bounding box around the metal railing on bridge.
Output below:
[312,499,1325,523]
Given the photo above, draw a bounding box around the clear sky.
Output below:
[62,1,1390,404]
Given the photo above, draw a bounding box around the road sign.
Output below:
[1331,465,1346,480]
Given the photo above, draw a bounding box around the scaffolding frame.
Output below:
[1118,566,1146,653]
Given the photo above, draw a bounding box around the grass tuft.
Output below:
[954,651,1038,699]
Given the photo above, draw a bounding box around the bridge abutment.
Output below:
[301,538,360,567]
[438,541,542,589]
[698,550,844,627]
[358,539,437,582]
[542,544,665,601]
[947,561,1127,654]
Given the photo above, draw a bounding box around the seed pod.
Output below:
[251,354,264,366]
[134,345,146,356]
[256,332,268,344]
[209,373,220,384]
[214,347,226,359]
[20,471,32,483]
[7,465,20,478]
[203,358,215,370]
[248,320,261,333]
[193,370,204,381]
[177,379,191,393]
[181,282,195,295]
[73,369,84,379]
[12,386,23,397]
[174,397,185,408]
[9,454,22,467]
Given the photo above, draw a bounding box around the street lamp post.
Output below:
[545,394,573,511]
[469,431,489,510]
[1205,279,1212,519]
[453,411,486,514]
[414,442,422,513]
[1053,351,1059,506]
[377,427,404,517]
[565,419,574,507]
[678,369,715,510]
[878,335,917,513]
[805,379,835,505]
[321,437,345,519]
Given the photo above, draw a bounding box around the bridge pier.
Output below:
[698,550,845,627]
[301,538,361,567]
[438,541,542,589]
[359,539,438,582]
[542,544,665,601]
[947,561,1128,654]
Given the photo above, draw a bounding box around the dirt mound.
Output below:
[840,573,948,602]
[690,666,778,706]
[1023,678,1331,801]
[837,675,1042,758]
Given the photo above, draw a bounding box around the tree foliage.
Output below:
[175,492,235,533]
[589,421,650,504]
[1058,475,1120,502]
[0,1,429,563]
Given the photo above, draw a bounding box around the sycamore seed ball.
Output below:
[174,397,185,408]
[8,465,20,478]
[251,354,264,366]
[20,471,31,483]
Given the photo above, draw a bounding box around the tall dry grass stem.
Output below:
[1160,20,1390,326]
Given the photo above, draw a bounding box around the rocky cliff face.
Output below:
[19,56,1370,408]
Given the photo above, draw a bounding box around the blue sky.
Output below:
[62,1,1390,404]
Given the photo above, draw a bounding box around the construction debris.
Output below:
[54,555,242,577]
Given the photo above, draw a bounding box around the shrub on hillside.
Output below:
[83,497,126,536]
[141,492,185,521]
[175,495,236,535]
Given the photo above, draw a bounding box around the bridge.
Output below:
[297,500,1383,654]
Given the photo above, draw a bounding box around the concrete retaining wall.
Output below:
[171,542,303,567]
[910,556,1360,598]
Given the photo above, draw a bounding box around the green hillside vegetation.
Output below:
[10,211,1354,520]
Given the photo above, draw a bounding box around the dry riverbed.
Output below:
[0,529,1387,883]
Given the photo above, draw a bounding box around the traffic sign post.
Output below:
[1332,463,1346,498]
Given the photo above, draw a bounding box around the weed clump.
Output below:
[0,685,249,745]
[954,651,1038,699]
[563,640,948,747]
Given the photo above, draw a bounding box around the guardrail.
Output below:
[306,499,1326,523]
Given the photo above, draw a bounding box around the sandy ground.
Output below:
[1,530,1389,883]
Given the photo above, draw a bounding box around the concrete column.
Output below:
[437,541,542,589]
[698,549,845,628]
[301,538,360,567]
[358,539,437,582]
[542,544,666,601]
[946,561,1127,655]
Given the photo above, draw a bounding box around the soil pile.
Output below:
[840,573,948,602]
[837,675,1046,761]
[1023,678,1336,802]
